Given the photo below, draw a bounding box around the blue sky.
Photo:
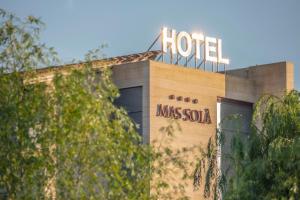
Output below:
[1,0,299,89]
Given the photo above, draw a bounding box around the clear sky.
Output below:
[1,0,299,89]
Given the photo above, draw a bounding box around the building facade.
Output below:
[37,53,294,199]
[111,59,294,199]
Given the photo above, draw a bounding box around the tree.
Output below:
[0,9,195,200]
[49,60,151,199]
[0,8,58,199]
[150,120,196,200]
[225,90,300,200]
[194,91,300,199]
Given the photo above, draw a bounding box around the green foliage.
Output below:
[195,91,300,200]
[225,91,300,200]
[150,120,196,200]
[46,63,195,199]
[0,9,58,199]
[0,9,58,72]
[0,9,195,200]
[193,129,226,200]
[49,62,151,199]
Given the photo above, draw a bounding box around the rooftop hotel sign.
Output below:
[162,27,229,65]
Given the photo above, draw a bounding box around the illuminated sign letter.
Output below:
[162,27,177,54]
[205,37,218,63]
[161,27,230,65]
[217,39,229,64]
[192,33,204,59]
[176,31,192,57]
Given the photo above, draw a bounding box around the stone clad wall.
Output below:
[148,61,225,199]
[225,61,294,102]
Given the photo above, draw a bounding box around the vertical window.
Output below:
[114,86,143,135]
[217,98,253,175]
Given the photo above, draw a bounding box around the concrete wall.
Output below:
[225,61,294,102]
[148,61,225,199]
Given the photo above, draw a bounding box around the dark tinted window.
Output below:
[114,87,143,135]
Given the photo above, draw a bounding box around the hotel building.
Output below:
[36,49,294,199]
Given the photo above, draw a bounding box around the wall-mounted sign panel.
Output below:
[155,95,211,124]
